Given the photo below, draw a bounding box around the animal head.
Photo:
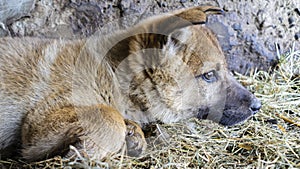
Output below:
[115,25,261,126]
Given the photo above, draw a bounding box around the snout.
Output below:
[195,74,262,126]
[249,98,261,114]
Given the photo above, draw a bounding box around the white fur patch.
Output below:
[30,42,60,105]
[38,42,59,80]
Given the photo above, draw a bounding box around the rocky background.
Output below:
[0,0,299,74]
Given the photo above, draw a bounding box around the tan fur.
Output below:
[22,104,126,161]
[0,6,260,161]
[124,119,147,157]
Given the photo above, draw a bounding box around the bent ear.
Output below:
[126,6,224,50]
[175,6,224,25]
[135,6,224,35]
[106,6,223,68]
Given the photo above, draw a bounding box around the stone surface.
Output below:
[0,0,36,36]
[0,0,299,74]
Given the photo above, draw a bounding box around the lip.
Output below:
[219,109,253,126]
[196,106,255,126]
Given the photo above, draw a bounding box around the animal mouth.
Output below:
[219,108,253,126]
[196,107,255,126]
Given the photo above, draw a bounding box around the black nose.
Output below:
[250,99,261,113]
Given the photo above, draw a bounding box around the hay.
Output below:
[1,47,299,168]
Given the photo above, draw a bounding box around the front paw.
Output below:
[124,119,147,157]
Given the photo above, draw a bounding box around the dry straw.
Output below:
[1,46,299,168]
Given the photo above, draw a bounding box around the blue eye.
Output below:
[195,70,217,83]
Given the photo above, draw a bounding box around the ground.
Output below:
[0,0,299,168]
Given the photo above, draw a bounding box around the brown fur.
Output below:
[125,119,147,157]
[0,6,260,161]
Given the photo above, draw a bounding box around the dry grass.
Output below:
[1,47,299,169]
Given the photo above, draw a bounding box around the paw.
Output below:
[124,119,147,157]
[176,6,224,24]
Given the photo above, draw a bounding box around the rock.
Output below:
[0,0,35,24]
[207,20,232,52]
[0,24,9,36]
[0,0,299,75]
[295,32,300,40]
[288,16,295,25]
[294,8,300,16]
[119,0,130,10]
[232,23,242,31]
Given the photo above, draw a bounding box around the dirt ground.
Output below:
[0,0,299,74]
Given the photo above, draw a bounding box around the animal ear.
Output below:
[126,6,224,50]
[134,6,224,35]
[106,6,224,68]
[175,6,224,25]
